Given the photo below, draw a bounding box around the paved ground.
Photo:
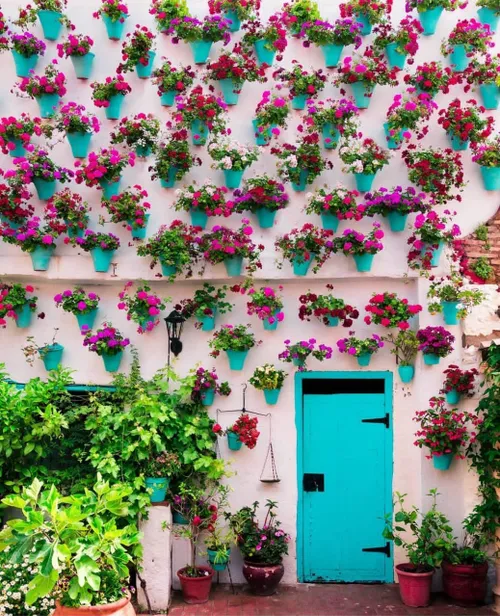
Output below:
[139,584,497,615]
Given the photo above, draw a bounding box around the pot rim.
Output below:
[442,560,489,573]
[55,596,130,611]
[177,565,214,581]
[396,563,434,577]
[243,559,284,568]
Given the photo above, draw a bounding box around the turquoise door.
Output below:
[297,373,393,583]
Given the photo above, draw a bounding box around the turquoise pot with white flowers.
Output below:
[354,173,376,192]
[263,389,281,405]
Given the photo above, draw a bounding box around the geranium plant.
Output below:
[0,180,34,226]
[67,229,120,255]
[339,137,391,176]
[335,223,385,256]
[215,414,260,449]
[51,101,101,139]
[6,147,74,192]
[279,338,333,371]
[74,147,136,189]
[117,25,156,74]
[177,283,234,328]
[427,275,485,319]
[150,0,189,32]
[364,291,422,329]
[275,223,334,273]
[465,54,500,91]
[90,75,132,109]
[407,210,461,271]
[208,137,259,178]
[416,325,455,358]
[150,128,201,185]
[208,0,260,23]
[54,287,100,318]
[441,19,494,61]
[169,14,231,46]
[13,0,72,30]
[249,364,287,391]
[340,0,391,29]
[403,60,456,97]
[304,98,360,147]
[1,216,64,254]
[384,91,437,145]
[209,324,258,356]
[191,367,231,404]
[15,61,67,110]
[304,186,363,221]
[337,332,384,358]
[441,365,479,398]
[56,33,93,58]
[117,281,168,333]
[174,85,228,140]
[203,47,267,92]
[152,60,195,98]
[300,18,363,51]
[245,285,284,325]
[48,188,90,236]
[282,0,321,34]
[231,175,290,216]
[0,283,37,327]
[93,0,129,24]
[274,61,327,103]
[241,15,288,60]
[334,48,399,91]
[298,285,359,327]
[372,18,423,65]
[110,113,161,155]
[272,133,332,189]
[471,134,500,169]
[437,98,493,145]
[173,182,232,221]
[363,186,430,219]
[10,31,46,59]
[252,91,290,142]
[101,185,150,234]
[0,113,50,156]
[83,322,130,356]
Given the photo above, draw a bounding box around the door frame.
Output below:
[295,371,394,583]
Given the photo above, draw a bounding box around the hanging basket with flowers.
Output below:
[152,60,195,106]
[339,137,390,192]
[333,222,385,272]
[337,333,384,367]
[174,85,228,146]
[282,0,321,36]
[249,364,287,405]
[101,185,151,239]
[208,0,260,32]
[403,60,455,98]
[9,32,46,78]
[74,147,136,199]
[440,365,479,405]
[150,128,201,189]
[363,186,430,233]
[416,326,455,365]
[299,18,363,68]
[275,223,334,275]
[437,98,493,151]
[364,292,422,329]
[90,75,132,120]
[110,113,161,158]
[298,286,359,327]
[241,14,288,66]
[214,414,260,450]
[252,92,290,146]
[383,92,437,149]
[407,210,461,271]
[231,175,290,229]
[173,181,232,229]
[304,186,363,232]
[51,102,101,159]
[54,287,100,332]
[177,283,234,331]
[0,283,38,329]
[83,322,130,373]
[57,33,95,79]
[93,0,129,41]
[0,112,51,158]
[339,0,390,35]
[66,229,121,273]
[48,188,90,238]
[209,324,258,371]
[117,281,169,334]
[245,285,285,331]
[208,137,259,189]
[279,338,333,371]
[274,61,327,109]
[441,19,494,72]
[192,367,231,406]
[117,25,157,78]
[372,17,423,70]
[304,98,360,149]
[16,62,67,118]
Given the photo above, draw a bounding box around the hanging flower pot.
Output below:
[291,94,308,110]
[321,124,340,150]
[445,389,461,405]
[254,39,276,66]
[224,256,243,276]
[291,169,310,192]
[263,310,281,331]
[188,208,208,229]
[326,315,339,327]
[292,357,305,368]
[432,453,454,470]
[200,388,216,406]
[91,247,115,273]
[76,308,98,331]
[252,119,276,146]
[321,43,343,68]
[383,122,405,150]
[223,169,244,189]
[40,343,64,371]
[38,10,63,40]
[173,511,188,524]
[145,477,169,503]
[14,303,33,328]
[423,352,440,366]
[160,90,177,106]
[450,45,470,72]
[255,208,277,229]
[191,119,209,146]
[263,388,281,405]
[136,51,156,79]
[226,349,249,371]
[219,78,240,105]
[135,144,152,158]
[190,40,213,64]
[71,52,95,79]
[224,10,241,32]
[101,350,123,373]
[396,565,434,608]
[354,172,376,192]
[292,255,313,276]
[448,132,469,151]
[33,177,57,201]
[477,6,499,32]
[479,165,500,190]
[385,42,407,70]
[227,430,243,450]
[160,167,179,189]
[319,212,340,232]
[386,211,408,233]
[30,245,55,271]
[12,50,39,77]
[66,131,92,159]
[350,82,374,109]
[105,94,125,120]
[160,260,177,277]
[355,12,372,35]
[398,364,415,383]
[479,83,499,110]
[353,252,375,272]
[421,241,444,267]
[441,300,460,325]
[128,214,149,240]
[36,93,60,118]
[6,137,26,157]
[207,549,230,572]
[417,6,443,35]
[99,177,122,199]
[102,13,128,40]
[197,310,216,332]
[357,352,372,367]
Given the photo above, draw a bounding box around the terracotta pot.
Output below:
[242,560,284,596]
[442,560,488,605]
[396,563,434,607]
[54,597,136,615]
[177,566,214,604]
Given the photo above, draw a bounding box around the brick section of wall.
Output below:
[462,212,500,285]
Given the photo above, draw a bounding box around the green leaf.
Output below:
[75,554,100,588]
[26,571,58,605]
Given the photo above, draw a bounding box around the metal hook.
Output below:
[242,383,247,411]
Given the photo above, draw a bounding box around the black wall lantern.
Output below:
[164,310,185,359]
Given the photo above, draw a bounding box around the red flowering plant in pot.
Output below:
[441,19,494,71]
[332,223,385,272]
[0,283,38,328]
[176,283,234,331]
[117,25,156,76]
[364,292,422,330]
[464,54,500,106]
[339,0,391,33]
[231,175,290,228]
[51,102,101,158]
[372,17,423,69]
[208,0,260,29]
[275,223,334,275]
[252,91,290,145]
[437,98,493,150]
[48,188,90,237]
[403,60,456,98]
[74,147,135,198]
[93,0,129,33]
[191,367,231,406]
[244,285,285,330]
[0,178,34,227]
[173,181,232,229]
[299,18,363,65]
[416,325,455,364]
[279,338,333,371]
[174,85,228,146]
[273,61,327,109]
[213,413,260,449]
[304,186,363,231]
[241,14,288,64]
[383,91,437,148]
[101,185,150,238]
[90,74,132,112]
[65,229,121,274]
[0,113,51,157]
[168,15,232,58]
[110,113,161,157]
[282,0,321,35]
[150,127,201,188]
[407,210,461,272]
[298,285,359,327]
[149,0,189,33]
[53,287,100,331]
[303,98,360,150]
[117,281,169,334]
[56,33,94,66]
[440,364,479,404]
[152,59,195,103]
[14,61,67,118]
[13,0,72,32]
[363,186,430,233]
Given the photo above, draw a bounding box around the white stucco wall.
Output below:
[0,0,498,586]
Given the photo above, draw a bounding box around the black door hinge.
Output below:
[362,413,389,428]
[362,542,391,558]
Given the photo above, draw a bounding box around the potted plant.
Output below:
[438,98,493,151]
[272,133,332,191]
[22,329,64,371]
[150,0,188,33]
[137,220,200,279]
[414,396,480,470]
[0,282,37,329]
[177,283,234,331]
[241,14,288,66]
[150,128,201,188]
[16,62,67,118]
[275,223,334,275]
[0,112,50,158]
[383,330,420,383]
[1,216,64,271]
[208,323,258,370]
[245,285,285,331]
[403,60,454,98]
[57,33,95,79]
[252,92,290,146]
[383,92,437,149]
[440,364,479,405]
[298,286,359,327]
[382,489,456,607]
[477,0,500,31]
[249,364,287,405]
[191,367,231,406]
[232,175,290,229]
[205,525,235,572]
[208,0,259,32]
[208,137,259,189]
[90,75,132,120]
[152,59,195,106]
[304,98,360,150]
[169,15,231,64]
[197,221,263,277]
[442,532,489,605]
[274,61,327,109]
[407,211,461,270]
[282,0,321,36]
[144,451,181,503]
[10,32,46,78]
[441,19,494,72]
[406,0,463,36]
[173,181,232,229]
[83,322,130,372]
[0,179,34,229]
[364,186,430,233]
[49,189,90,238]
[117,25,156,78]
[230,501,290,594]
[304,185,362,232]
[110,113,160,157]
[52,102,101,159]
[337,333,384,366]
[102,185,151,240]
[339,137,390,192]
[214,413,260,450]
[174,85,228,145]
[300,18,363,68]
[14,0,71,41]
[333,223,385,272]
[427,276,485,325]
[74,147,136,199]
[93,0,129,40]
[279,338,333,371]
[117,281,169,334]
[0,476,141,615]
[464,54,500,109]
[364,292,422,329]
[372,17,423,70]
[67,229,121,273]
[416,325,455,365]
[54,287,100,331]
[472,135,500,190]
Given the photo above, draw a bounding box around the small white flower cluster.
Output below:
[0,553,55,616]
[208,137,260,170]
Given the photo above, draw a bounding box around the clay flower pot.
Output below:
[242,560,284,596]
[442,561,488,605]
[396,563,434,607]
[177,566,214,604]
[54,597,136,615]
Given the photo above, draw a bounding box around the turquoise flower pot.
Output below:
[291,169,310,192]
[293,255,313,276]
[102,350,123,373]
[219,78,240,105]
[190,209,208,229]
[99,178,121,199]
[102,13,127,40]
[480,165,500,190]
[145,477,169,503]
[91,247,115,273]
[442,300,460,325]
[140,315,157,331]
[421,241,444,267]
[224,255,243,276]
[41,343,64,371]
[450,45,470,72]
[353,252,375,272]
[197,309,216,332]
[227,431,243,450]
[448,132,469,151]
[30,245,55,271]
[135,144,152,158]
[223,169,244,189]
[254,39,276,66]
[479,83,499,110]
[67,131,92,158]
[387,211,408,232]
[263,310,281,331]
[320,212,339,232]
[321,124,340,150]
[136,51,156,78]
[321,43,343,68]
[357,353,372,367]
[76,308,98,331]
[423,353,440,366]
[173,511,188,524]
[385,42,407,70]
[252,119,276,146]
[433,453,453,471]
[398,365,415,383]
[445,389,461,405]
[418,6,444,35]
[105,95,125,120]
[291,94,308,110]
[224,10,241,32]
[36,94,60,119]
[38,10,63,40]
[292,357,306,368]
[256,208,276,229]
[354,173,376,192]
[200,388,215,406]
[207,549,230,571]
[160,167,178,188]
[384,122,404,150]
[15,303,32,328]
[71,52,95,79]
[128,214,149,239]
[160,261,177,277]
[351,82,374,109]
[160,90,177,106]
[264,388,280,405]
[478,6,499,32]
[7,137,25,157]
[33,178,56,201]
[191,119,209,145]
[326,315,339,327]
[190,40,212,64]
[12,50,38,77]
[66,223,86,238]
[226,349,249,371]
[355,12,372,35]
